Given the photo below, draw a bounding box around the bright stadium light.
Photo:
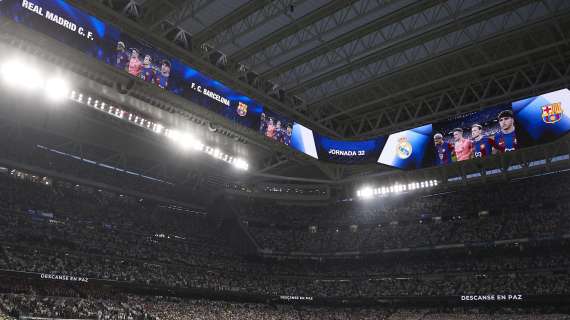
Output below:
[178,134,199,151]
[233,158,249,171]
[44,77,70,102]
[193,140,204,151]
[1,59,43,91]
[357,178,439,199]
[153,124,164,134]
[68,90,246,170]
[360,187,373,199]
[166,130,201,152]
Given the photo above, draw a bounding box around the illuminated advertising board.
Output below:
[314,134,386,164]
[1,0,321,158]
[512,88,570,144]
[2,0,568,169]
[259,110,295,148]
[377,124,433,170]
[290,123,318,159]
[1,0,263,128]
[431,105,517,166]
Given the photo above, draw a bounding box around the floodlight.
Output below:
[44,77,70,102]
[233,158,249,171]
[1,59,43,90]
[360,187,373,199]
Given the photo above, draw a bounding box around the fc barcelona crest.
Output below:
[541,102,563,124]
[237,102,248,117]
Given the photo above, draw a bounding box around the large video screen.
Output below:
[3,0,568,169]
[512,88,570,145]
[431,105,517,166]
[377,124,433,170]
[290,123,318,159]
[313,134,386,164]
[259,110,295,147]
[1,0,264,129]
[1,0,324,160]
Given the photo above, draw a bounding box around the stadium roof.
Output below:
[74,0,570,138]
[1,0,569,188]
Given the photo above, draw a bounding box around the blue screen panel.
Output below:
[290,123,317,159]
[1,0,263,130]
[377,124,432,170]
[512,88,570,145]
[314,134,386,164]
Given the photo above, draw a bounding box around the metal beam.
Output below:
[258,0,442,80]
[256,151,291,174]
[340,58,570,138]
[286,0,559,97]
[230,0,354,62]
[140,0,189,29]
[193,0,272,46]
[205,0,302,51]
[70,0,342,138]
[139,0,180,25]
[318,36,570,124]
[304,6,570,125]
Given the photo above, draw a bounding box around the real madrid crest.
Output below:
[541,102,563,124]
[397,136,412,159]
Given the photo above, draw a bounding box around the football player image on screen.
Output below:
[471,124,493,158]
[154,60,171,89]
[115,41,129,71]
[493,110,517,153]
[282,124,292,146]
[128,48,142,77]
[433,133,453,165]
[259,112,267,135]
[452,128,473,161]
[265,118,275,139]
[273,120,284,142]
[140,54,155,83]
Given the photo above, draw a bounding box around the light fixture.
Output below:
[1,59,43,91]
[44,77,70,102]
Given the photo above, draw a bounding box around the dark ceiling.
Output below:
[16,0,564,184]
[87,0,570,139]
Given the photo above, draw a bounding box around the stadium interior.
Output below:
[0,0,570,319]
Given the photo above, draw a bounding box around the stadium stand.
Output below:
[1,0,569,317]
[0,144,570,302]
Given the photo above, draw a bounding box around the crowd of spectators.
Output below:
[0,166,570,299]
[0,279,569,320]
[0,135,209,206]
[0,130,570,304]
[0,291,569,320]
[240,172,570,253]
